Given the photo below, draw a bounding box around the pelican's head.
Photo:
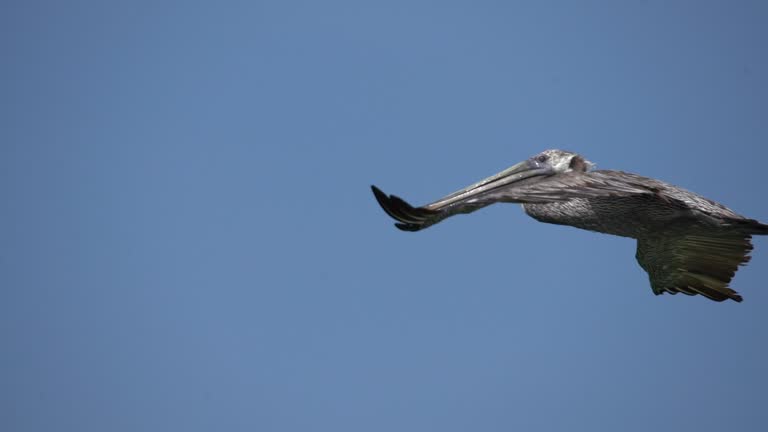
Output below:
[422,149,595,210]
[528,149,595,174]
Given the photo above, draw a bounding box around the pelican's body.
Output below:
[523,177,738,238]
[372,150,767,302]
[524,197,654,238]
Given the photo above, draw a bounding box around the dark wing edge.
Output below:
[371,185,440,231]
[636,231,754,302]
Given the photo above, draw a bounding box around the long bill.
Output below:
[423,160,554,210]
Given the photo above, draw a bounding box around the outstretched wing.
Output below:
[635,230,753,302]
[371,171,654,231]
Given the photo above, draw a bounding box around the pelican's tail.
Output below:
[726,218,768,235]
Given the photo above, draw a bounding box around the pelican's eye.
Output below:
[536,154,549,163]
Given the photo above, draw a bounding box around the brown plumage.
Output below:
[372,149,767,302]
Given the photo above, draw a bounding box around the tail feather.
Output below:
[726,217,768,235]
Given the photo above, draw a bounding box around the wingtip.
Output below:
[395,222,421,232]
[371,184,386,202]
[371,185,397,220]
[371,184,435,231]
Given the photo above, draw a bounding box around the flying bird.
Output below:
[371,149,767,302]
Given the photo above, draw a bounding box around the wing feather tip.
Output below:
[371,184,439,231]
[395,222,421,232]
[371,185,405,223]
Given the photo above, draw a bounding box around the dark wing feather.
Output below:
[371,186,439,231]
[635,230,753,302]
[371,185,489,231]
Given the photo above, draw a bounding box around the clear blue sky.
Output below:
[2,1,767,431]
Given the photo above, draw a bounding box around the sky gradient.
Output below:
[2,1,768,431]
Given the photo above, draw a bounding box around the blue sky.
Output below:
[2,1,767,431]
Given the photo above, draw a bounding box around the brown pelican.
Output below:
[372,149,767,302]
